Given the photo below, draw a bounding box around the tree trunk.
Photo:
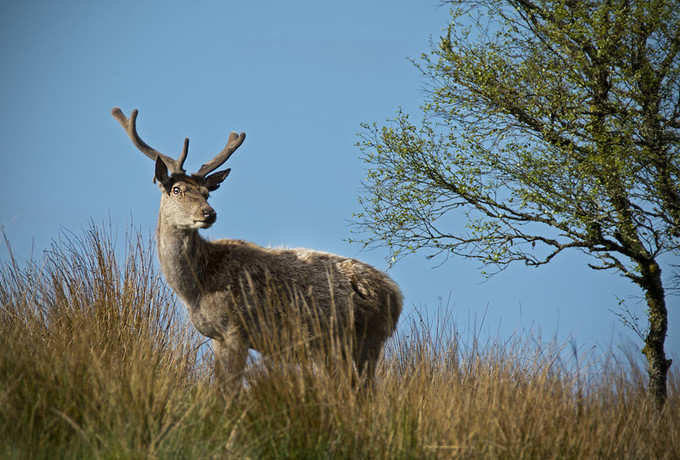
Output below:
[640,260,672,411]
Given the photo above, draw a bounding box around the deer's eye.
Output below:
[172,186,181,195]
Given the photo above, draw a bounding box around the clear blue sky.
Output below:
[1,1,677,362]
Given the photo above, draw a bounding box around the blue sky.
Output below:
[1,1,677,362]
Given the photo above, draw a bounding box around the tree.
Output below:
[354,0,679,409]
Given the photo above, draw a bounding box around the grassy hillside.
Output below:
[1,225,678,459]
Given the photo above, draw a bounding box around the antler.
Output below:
[111,107,187,175]
[195,131,246,177]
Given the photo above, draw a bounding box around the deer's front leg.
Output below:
[212,328,248,398]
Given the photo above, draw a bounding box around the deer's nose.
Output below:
[202,207,216,222]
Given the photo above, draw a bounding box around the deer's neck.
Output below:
[156,214,209,307]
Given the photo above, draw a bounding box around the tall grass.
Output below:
[1,224,678,458]
[0,226,232,458]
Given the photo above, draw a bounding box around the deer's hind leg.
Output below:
[352,336,385,390]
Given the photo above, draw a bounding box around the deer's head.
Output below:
[112,107,245,230]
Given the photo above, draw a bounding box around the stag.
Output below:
[112,107,402,390]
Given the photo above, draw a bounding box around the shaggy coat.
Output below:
[112,107,402,388]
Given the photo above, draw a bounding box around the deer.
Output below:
[111,107,402,391]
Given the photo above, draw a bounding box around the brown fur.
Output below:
[113,108,402,390]
[155,188,402,388]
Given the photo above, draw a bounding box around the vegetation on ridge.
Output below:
[1,225,677,458]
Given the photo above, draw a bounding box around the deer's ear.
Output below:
[205,168,231,191]
[154,156,171,188]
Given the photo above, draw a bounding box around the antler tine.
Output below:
[178,138,189,172]
[111,107,186,174]
[195,131,246,177]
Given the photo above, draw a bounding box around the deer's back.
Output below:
[193,239,402,340]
